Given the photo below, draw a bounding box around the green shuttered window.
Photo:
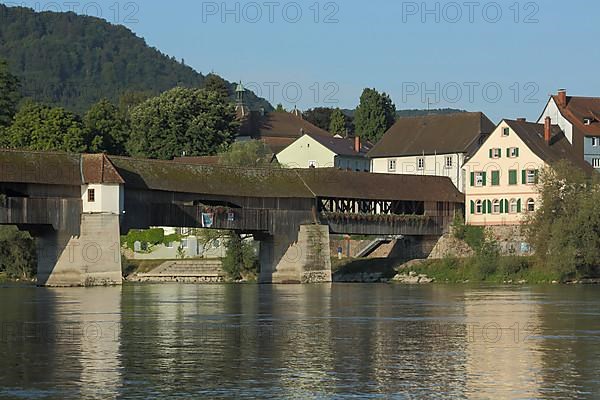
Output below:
[491,171,500,186]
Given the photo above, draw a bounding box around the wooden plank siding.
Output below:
[0,197,82,231]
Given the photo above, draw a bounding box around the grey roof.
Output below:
[305,133,372,157]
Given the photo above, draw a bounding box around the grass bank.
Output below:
[406,256,563,284]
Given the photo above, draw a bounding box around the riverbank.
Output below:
[333,256,600,284]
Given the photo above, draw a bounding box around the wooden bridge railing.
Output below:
[0,196,82,230]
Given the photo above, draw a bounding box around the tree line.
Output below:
[1,61,240,160]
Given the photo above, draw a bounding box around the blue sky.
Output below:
[3,0,600,122]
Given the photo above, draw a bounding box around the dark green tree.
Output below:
[0,59,20,127]
[0,226,36,280]
[118,90,154,117]
[84,99,130,155]
[354,88,396,142]
[222,232,259,281]
[304,107,334,130]
[329,108,347,136]
[127,87,238,159]
[204,73,232,100]
[6,101,86,152]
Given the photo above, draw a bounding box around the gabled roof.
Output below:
[550,95,600,137]
[82,154,124,184]
[503,119,595,174]
[300,132,372,157]
[368,112,495,158]
[297,169,463,203]
[239,110,330,139]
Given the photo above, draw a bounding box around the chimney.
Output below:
[557,89,567,107]
[517,118,526,122]
[544,116,552,144]
[354,136,361,153]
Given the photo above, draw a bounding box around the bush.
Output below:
[121,228,165,251]
[452,213,485,251]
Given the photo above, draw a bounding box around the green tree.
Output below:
[222,232,258,281]
[218,140,276,167]
[304,107,334,130]
[204,73,231,100]
[127,87,238,160]
[275,103,286,112]
[0,59,20,127]
[329,108,347,136]
[84,99,130,155]
[118,90,153,116]
[6,101,87,152]
[525,161,600,280]
[0,226,36,280]
[354,88,396,142]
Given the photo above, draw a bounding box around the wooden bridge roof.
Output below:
[0,150,463,203]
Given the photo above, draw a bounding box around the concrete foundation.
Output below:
[37,213,122,287]
[259,224,332,284]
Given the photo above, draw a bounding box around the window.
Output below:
[181,239,188,249]
[509,199,518,214]
[490,148,502,159]
[491,171,500,186]
[585,118,592,126]
[475,200,483,214]
[475,172,485,187]
[308,160,317,168]
[165,242,174,249]
[492,199,501,214]
[508,170,518,185]
[527,198,536,212]
[502,127,510,137]
[593,158,600,169]
[388,159,397,172]
[592,137,600,147]
[508,147,519,158]
[87,189,95,203]
[445,156,453,169]
[417,157,425,170]
[526,170,537,184]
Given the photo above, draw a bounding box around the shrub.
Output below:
[122,228,165,251]
[0,226,36,279]
[222,232,258,281]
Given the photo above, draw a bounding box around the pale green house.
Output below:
[276,132,371,171]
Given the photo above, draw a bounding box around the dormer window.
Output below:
[87,189,95,203]
[584,118,592,126]
[592,137,600,147]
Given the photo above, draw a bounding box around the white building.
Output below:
[368,112,495,192]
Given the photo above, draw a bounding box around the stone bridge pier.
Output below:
[36,213,123,287]
[258,224,332,284]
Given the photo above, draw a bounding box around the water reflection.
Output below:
[0,284,599,398]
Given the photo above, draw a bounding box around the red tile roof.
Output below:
[551,95,600,137]
[82,154,124,184]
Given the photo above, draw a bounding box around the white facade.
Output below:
[538,98,574,143]
[81,184,124,215]
[371,153,467,192]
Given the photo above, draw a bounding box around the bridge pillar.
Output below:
[259,224,332,284]
[37,214,122,287]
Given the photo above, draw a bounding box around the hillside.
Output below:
[0,5,271,113]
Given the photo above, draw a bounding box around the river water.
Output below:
[0,284,598,399]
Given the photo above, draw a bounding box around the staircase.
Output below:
[134,260,225,283]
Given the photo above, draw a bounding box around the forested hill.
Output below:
[0,5,271,113]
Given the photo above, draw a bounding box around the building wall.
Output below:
[371,153,466,191]
[335,156,370,172]
[276,135,336,168]
[463,121,546,226]
[81,184,123,214]
[538,98,574,143]
[583,136,600,170]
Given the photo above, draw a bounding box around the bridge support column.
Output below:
[259,224,332,284]
[37,214,122,287]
